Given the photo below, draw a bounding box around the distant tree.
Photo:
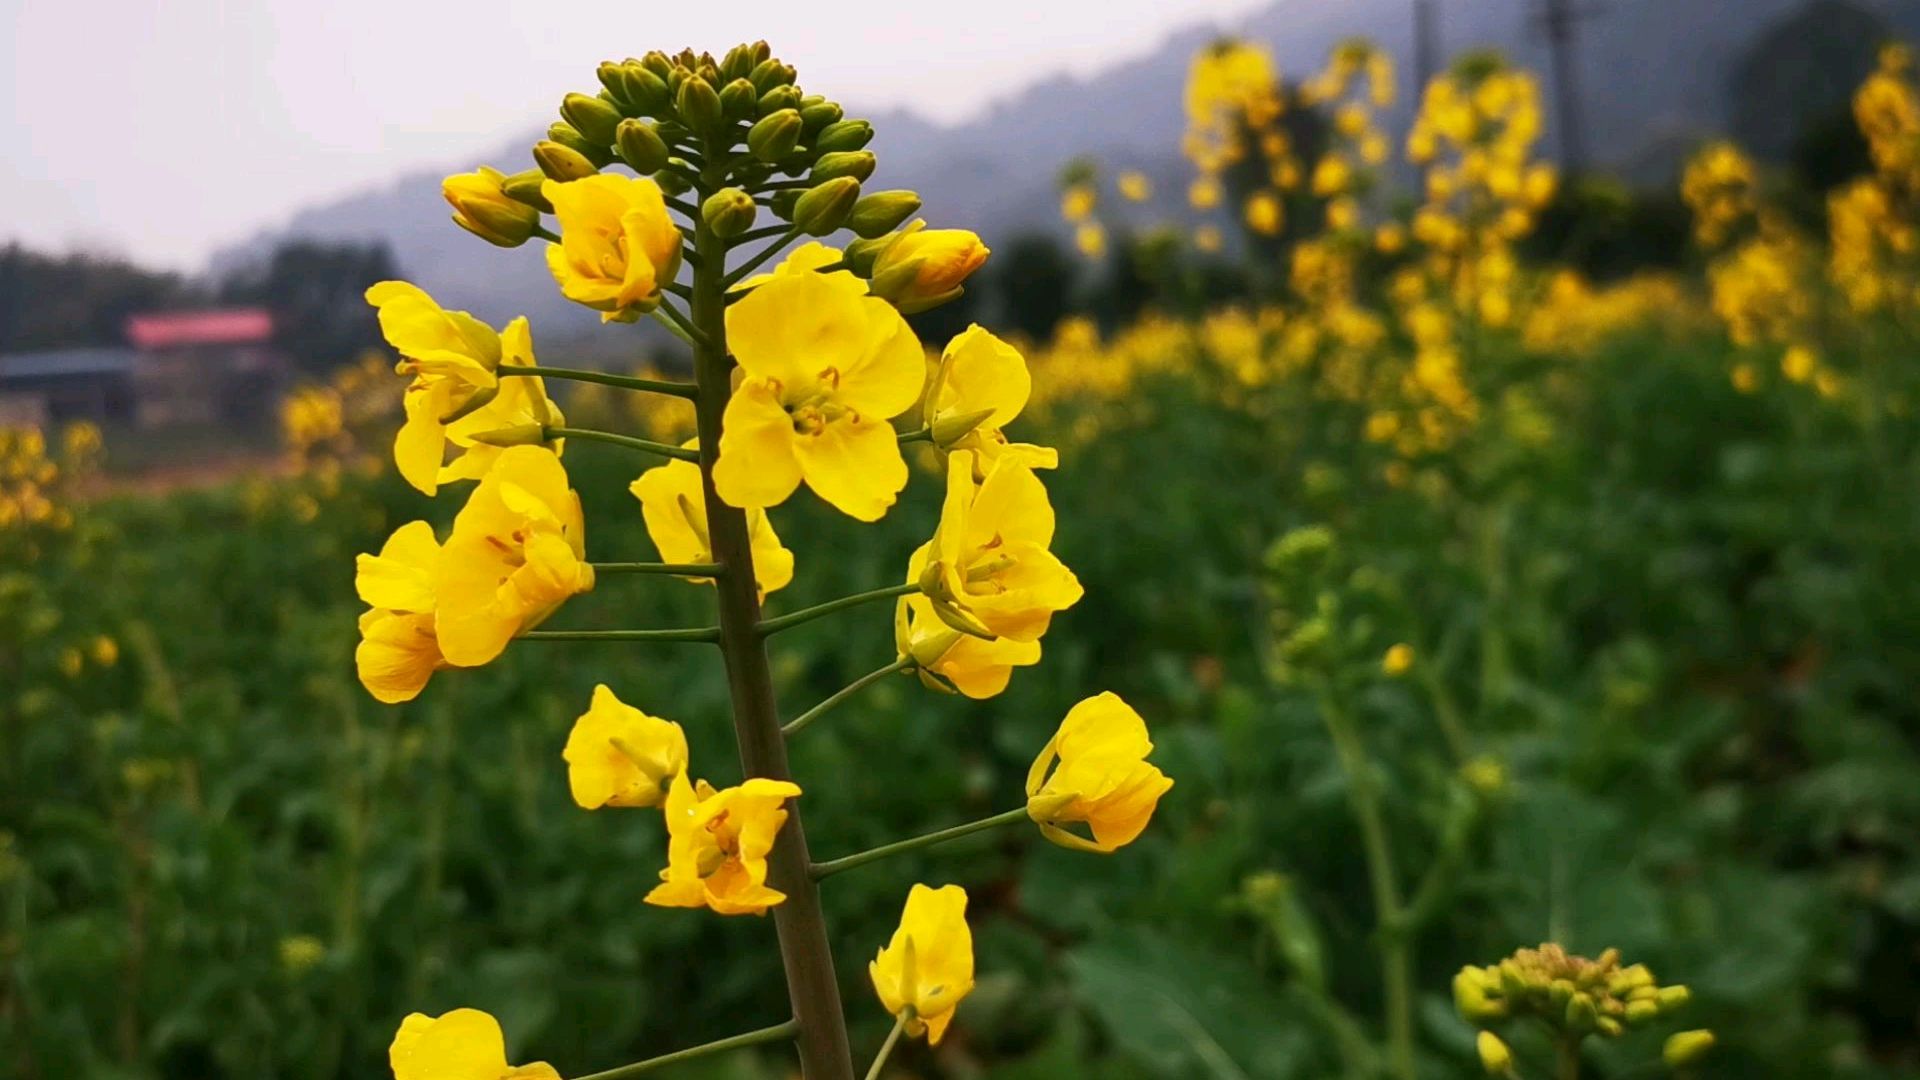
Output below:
[1728,0,1888,164]
[992,234,1077,341]
[0,244,200,352]
[220,240,399,373]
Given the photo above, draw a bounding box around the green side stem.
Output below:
[572,1021,799,1080]
[591,561,724,577]
[689,145,857,1080]
[497,364,696,398]
[812,808,1029,881]
[784,656,915,737]
[545,426,698,461]
[758,583,920,636]
[862,1012,910,1080]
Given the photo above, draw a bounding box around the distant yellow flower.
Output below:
[389,1008,559,1080]
[57,647,82,678]
[869,883,976,1045]
[1060,183,1097,223]
[646,773,801,915]
[870,221,991,314]
[1245,191,1284,236]
[913,449,1082,641]
[1189,176,1222,210]
[1781,344,1817,383]
[563,684,689,810]
[1118,171,1152,202]
[631,449,792,600]
[896,592,1041,699]
[444,167,540,247]
[924,325,1057,474]
[278,934,326,975]
[1375,221,1407,253]
[713,266,924,521]
[355,520,446,704]
[1026,692,1173,853]
[1382,642,1414,676]
[433,446,593,668]
[1194,225,1224,253]
[90,635,118,667]
[1075,222,1107,259]
[544,174,682,321]
[1730,362,1760,394]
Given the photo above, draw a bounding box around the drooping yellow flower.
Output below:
[869,220,990,314]
[868,883,975,1046]
[369,281,541,496]
[924,325,1057,475]
[444,167,540,248]
[895,592,1041,699]
[712,267,924,521]
[913,449,1082,641]
[543,174,682,321]
[645,773,801,915]
[432,371,565,489]
[1025,691,1173,853]
[355,520,447,704]
[433,446,594,668]
[563,685,689,810]
[631,448,792,600]
[388,1008,559,1080]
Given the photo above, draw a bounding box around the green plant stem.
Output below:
[758,583,920,636]
[812,808,1029,880]
[723,226,803,288]
[520,627,719,643]
[862,1012,909,1080]
[1557,1037,1581,1080]
[689,146,856,1080]
[545,426,698,462]
[897,427,932,445]
[591,561,724,577]
[498,364,696,398]
[532,223,560,242]
[651,301,707,347]
[1315,683,1415,1080]
[573,1021,800,1080]
[732,224,797,246]
[784,657,915,737]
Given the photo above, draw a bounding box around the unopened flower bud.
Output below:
[533,140,599,182]
[443,168,540,247]
[560,92,622,147]
[869,221,990,314]
[720,43,755,82]
[467,422,548,448]
[1663,1030,1714,1067]
[813,118,874,154]
[811,150,876,184]
[930,406,996,449]
[1455,967,1509,1023]
[847,190,922,238]
[1624,999,1660,1025]
[768,189,801,221]
[599,61,662,115]
[616,119,670,174]
[1476,1031,1513,1076]
[438,382,501,423]
[1564,990,1598,1033]
[749,58,793,94]
[1595,1016,1624,1038]
[843,234,891,275]
[676,74,723,133]
[720,77,758,121]
[758,85,803,116]
[640,51,673,78]
[702,188,757,239]
[800,100,843,135]
[500,169,553,213]
[748,109,803,162]
[1656,985,1691,1013]
[793,177,861,235]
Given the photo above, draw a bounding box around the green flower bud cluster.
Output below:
[1455,944,1702,1047]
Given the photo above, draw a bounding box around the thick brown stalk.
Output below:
[687,183,855,1080]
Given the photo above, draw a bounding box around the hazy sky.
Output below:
[4,0,1270,272]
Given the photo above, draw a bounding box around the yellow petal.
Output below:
[792,415,908,522]
[713,380,804,510]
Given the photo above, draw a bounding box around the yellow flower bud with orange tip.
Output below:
[631,446,792,601]
[354,520,447,704]
[1025,692,1174,853]
[433,446,593,669]
[645,773,800,915]
[923,324,1057,475]
[895,591,1040,699]
[713,261,923,521]
[869,220,990,314]
[913,449,1082,642]
[869,884,976,1046]
[1476,1031,1514,1076]
[543,173,682,322]
[562,685,688,810]
[443,167,541,247]
[388,1008,559,1080]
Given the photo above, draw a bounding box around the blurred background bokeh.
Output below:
[5,1,1920,1077]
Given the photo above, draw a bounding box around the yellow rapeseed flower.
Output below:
[433,446,593,668]
[913,449,1082,641]
[388,1008,559,1080]
[444,167,540,248]
[355,520,446,704]
[544,174,682,321]
[1060,183,1097,223]
[1118,171,1152,202]
[869,221,991,314]
[1189,176,1222,210]
[713,264,924,521]
[563,684,689,810]
[631,448,792,600]
[645,773,801,915]
[895,592,1041,699]
[924,325,1057,474]
[1245,191,1284,236]
[1025,691,1174,853]
[1075,222,1107,259]
[1383,642,1414,676]
[869,883,975,1045]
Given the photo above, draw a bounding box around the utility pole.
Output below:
[1534,0,1603,173]
[1412,0,1440,93]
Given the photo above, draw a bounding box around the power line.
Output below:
[1532,0,1607,172]
[1413,0,1441,92]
